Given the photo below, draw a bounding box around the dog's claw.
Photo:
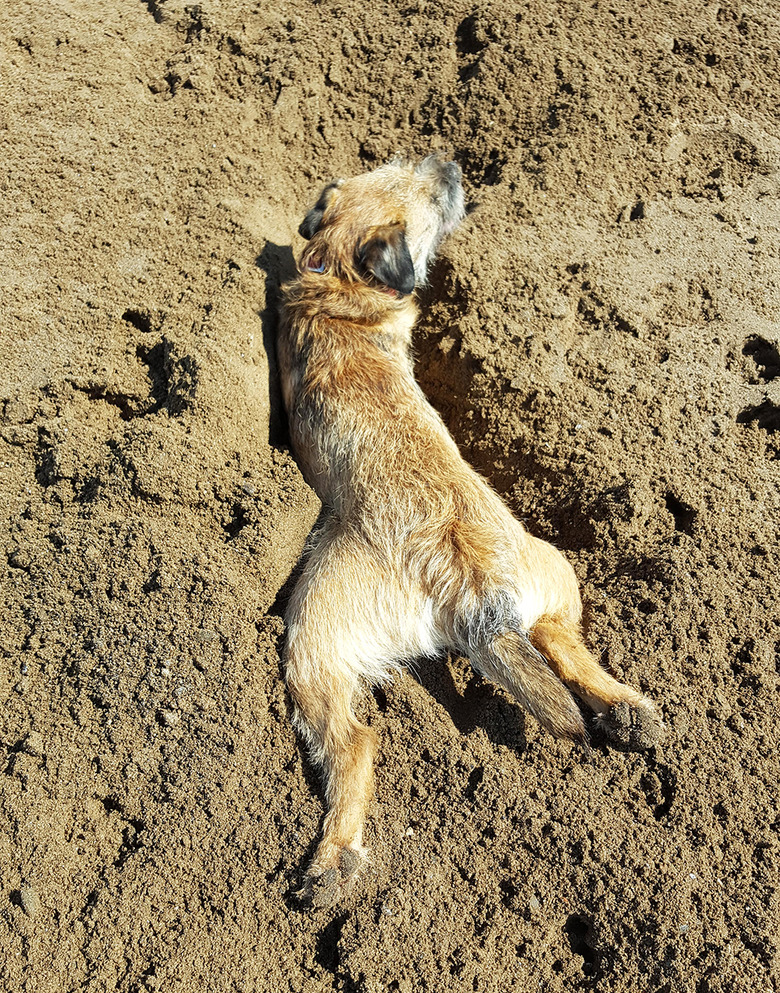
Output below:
[598,700,664,750]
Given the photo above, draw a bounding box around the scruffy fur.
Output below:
[278,155,662,907]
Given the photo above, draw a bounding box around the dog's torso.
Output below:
[278,276,523,585]
[280,280,484,511]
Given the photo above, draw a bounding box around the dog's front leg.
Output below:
[283,532,387,907]
[287,659,377,907]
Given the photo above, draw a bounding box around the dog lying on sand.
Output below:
[277,154,662,906]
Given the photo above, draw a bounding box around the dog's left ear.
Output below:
[298,206,325,240]
[358,224,415,296]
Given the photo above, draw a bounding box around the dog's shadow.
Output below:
[401,656,532,754]
[257,240,297,448]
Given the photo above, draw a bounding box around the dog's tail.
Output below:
[464,599,585,740]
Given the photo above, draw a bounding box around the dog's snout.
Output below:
[436,161,465,229]
[440,162,464,210]
[416,154,462,187]
[414,155,465,230]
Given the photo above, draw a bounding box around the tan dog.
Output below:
[278,155,662,907]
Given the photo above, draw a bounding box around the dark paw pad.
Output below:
[599,700,663,750]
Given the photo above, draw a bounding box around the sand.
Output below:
[1,1,778,990]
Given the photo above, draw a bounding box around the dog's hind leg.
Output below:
[502,531,662,749]
[530,616,663,749]
[284,526,426,907]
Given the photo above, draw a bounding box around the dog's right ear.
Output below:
[358,223,416,296]
[298,181,342,240]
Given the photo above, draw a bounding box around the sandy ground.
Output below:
[1,1,779,991]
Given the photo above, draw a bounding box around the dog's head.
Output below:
[297,155,465,296]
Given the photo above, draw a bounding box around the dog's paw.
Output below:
[296,847,366,909]
[597,699,664,750]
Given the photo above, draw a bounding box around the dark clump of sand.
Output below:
[1,1,778,991]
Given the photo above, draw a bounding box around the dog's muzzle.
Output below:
[415,156,465,235]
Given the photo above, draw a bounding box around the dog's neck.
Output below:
[282,274,418,366]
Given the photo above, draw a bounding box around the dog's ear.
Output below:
[358,223,415,295]
[298,181,342,240]
[298,208,324,240]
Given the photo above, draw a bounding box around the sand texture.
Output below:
[1,1,779,990]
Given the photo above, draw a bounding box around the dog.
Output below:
[277,154,662,907]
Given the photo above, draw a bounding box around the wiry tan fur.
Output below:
[277,155,662,907]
